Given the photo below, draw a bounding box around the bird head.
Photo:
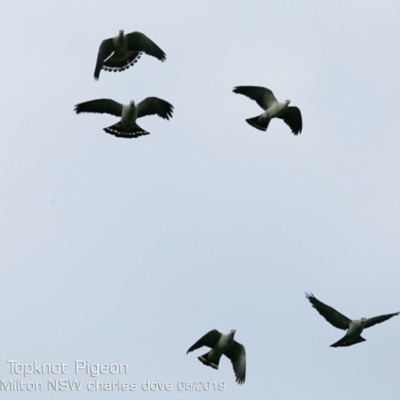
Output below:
[119,29,124,36]
[285,99,291,105]
[129,100,136,106]
[230,329,237,334]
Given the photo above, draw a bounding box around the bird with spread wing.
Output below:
[94,30,166,80]
[74,97,173,138]
[305,292,399,347]
[233,85,302,135]
[187,329,246,384]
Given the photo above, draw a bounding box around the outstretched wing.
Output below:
[74,99,123,117]
[305,292,351,330]
[126,31,166,61]
[364,312,400,329]
[186,330,222,354]
[137,97,174,120]
[94,38,114,80]
[233,86,277,110]
[278,106,302,135]
[225,341,246,384]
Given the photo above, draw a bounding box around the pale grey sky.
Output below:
[1,1,400,399]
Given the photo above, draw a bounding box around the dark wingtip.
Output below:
[232,86,247,95]
[166,105,174,120]
[160,103,174,120]
[186,342,196,354]
[154,51,166,62]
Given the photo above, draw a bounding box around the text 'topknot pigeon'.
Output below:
[187,329,246,384]
[74,97,173,138]
[305,292,399,347]
[233,86,302,135]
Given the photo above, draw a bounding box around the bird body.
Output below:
[261,100,290,119]
[233,85,302,135]
[94,30,166,80]
[199,331,235,369]
[330,318,367,347]
[187,329,246,384]
[74,97,173,138]
[112,30,127,51]
[107,31,129,64]
[120,101,139,124]
[106,100,142,136]
[247,100,290,131]
[305,292,399,347]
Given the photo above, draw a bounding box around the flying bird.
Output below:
[74,97,173,138]
[305,292,399,347]
[233,86,302,135]
[94,30,166,80]
[187,329,246,384]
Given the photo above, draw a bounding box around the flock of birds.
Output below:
[74,29,302,137]
[187,294,399,385]
[74,30,398,385]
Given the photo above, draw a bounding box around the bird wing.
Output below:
[186,330,222,354]
[277,106,303,135]
[74,99,123,117]
[364,312,400,329]
[233,86,277,110]
[126,32,166,61]
[136,97,174,120]
[94,38,114,80]
[224,341,246,384]
[305,292,351,330]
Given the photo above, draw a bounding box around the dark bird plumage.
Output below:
[305,292,399,347]
[187,329,246,384]
[74,97,173,138]
[233,85,302,135]
[94,30,166,80]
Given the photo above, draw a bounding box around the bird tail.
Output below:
[245,115,270,131]
[103,51,142,72]
[104,122,150,138]
[330,336,366,347]
[198,352,219,370]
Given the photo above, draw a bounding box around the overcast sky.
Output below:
[1,1,400,399]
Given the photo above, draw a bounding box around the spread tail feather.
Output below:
[198,352,219,370]
[245,115,270,131]
[103,52,142,72]
[104,122,150,138]
[330,336,366,348]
